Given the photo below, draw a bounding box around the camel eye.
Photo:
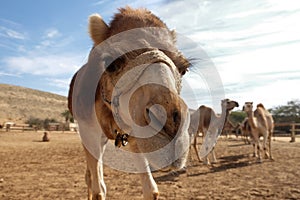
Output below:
[104,56,124,73]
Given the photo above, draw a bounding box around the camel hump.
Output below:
[254,107,268,128]
[199,105,207,109]
[254,107,265,118]
[256,103,266,110]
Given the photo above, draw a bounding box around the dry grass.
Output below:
[0,84,67,124]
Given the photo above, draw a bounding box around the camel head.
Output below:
[88,8,191,170]
[221,98,239,111]
[242,102,254,112]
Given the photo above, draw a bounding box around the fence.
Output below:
[5,123,37,132]
[274,122,300,142]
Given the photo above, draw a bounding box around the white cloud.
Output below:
[47,78,71,89]
[0,26,26,40]
[2,53,82,76]
[0,71,21,77]
[44,28,61,39]
[148,0,300,108]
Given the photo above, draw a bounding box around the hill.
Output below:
[0,84,68,124]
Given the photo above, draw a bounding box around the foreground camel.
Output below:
[189,99,239,164]
[242,102,274,161]
[68,7,192,200]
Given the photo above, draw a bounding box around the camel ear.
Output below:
[88,14,109,46]
[250,102,253,105]
[170,29,177,42]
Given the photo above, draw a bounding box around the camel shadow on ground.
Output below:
[184,153,272,178]
[154,168,187,182]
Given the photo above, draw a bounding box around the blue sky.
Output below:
[1,0,300,110]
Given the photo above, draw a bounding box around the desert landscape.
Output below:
[0,130,299,200]
[0,84,67,124]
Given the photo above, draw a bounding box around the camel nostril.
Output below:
[173,110,179,124]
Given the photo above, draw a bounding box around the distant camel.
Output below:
[189,99,239,165]
[238,117,252,144]
[243,102,274,161]
[222,119,239,139]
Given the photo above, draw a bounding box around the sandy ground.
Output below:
[0,130,299,200]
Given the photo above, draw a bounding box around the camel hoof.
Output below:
[153,192,159,200]
[264,152,270,159]
[93,193,104,200]
[203,161,211,166]
[211,160,218,164]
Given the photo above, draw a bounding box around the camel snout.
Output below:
[234,102,239,107]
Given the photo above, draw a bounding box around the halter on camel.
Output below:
[101,49,181,148]
[71,26,190,165]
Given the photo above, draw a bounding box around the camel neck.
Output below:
[246,110,257,128]
[218,107,229,133]
[221,107,229,122]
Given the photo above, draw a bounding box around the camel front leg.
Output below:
[193,135,202,162]
[134,154,159,200]
[84,146,107,200]
[211,149,217,164]
[252,143,257,157]
[140,171,159,200]
[262,132,270,159]
[129,142,159,199]
[203,155,211,165]
[268,131,273,160]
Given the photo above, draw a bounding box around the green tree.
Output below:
[228,111,247,125]
[61,110,74,123]
[269,100,300,123]
[26,117,44,129]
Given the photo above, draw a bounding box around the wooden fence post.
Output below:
[290,123,296,143]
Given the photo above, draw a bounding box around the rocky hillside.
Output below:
[0,84,68,124]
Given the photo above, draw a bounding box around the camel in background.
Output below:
[222,119,239,139]
[238,117,252,144]
[243,102,274,161]
[189,99,239,165]
[68,7,192,200]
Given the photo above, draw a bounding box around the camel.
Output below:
[68,7,192,200]
[189,99,239,165]
[242,102,274,161]
[238,117,252,144]
[222,119,239,139]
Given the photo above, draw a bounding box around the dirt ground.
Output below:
[0,130,299,200]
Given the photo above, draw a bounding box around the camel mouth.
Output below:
[235,102,239,107]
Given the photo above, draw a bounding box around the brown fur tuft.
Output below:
[108,6,167,36]
[107,7,190,75]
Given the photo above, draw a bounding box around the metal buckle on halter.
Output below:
[114,131,129,148]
